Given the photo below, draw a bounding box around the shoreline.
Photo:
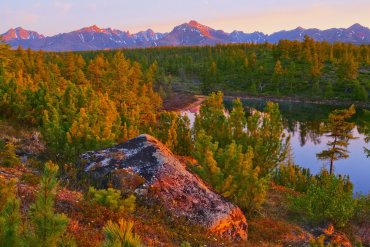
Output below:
[165,92,370,112]
[179,95,206,112]
[164,93,206,112]
[223,93,370,108]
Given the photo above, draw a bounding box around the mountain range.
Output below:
[2,21,370,51]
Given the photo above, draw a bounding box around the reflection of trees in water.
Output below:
[357,110,370,156]
[353,109,369,135]
[283,119,322,146]
[229,98,370,149]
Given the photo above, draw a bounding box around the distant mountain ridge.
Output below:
[2,21,370,51]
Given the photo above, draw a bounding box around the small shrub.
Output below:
[291,170,355,227]
[354,194,370,224]
[0,179,21,247]
[28,161,69,246]
[273,164,315,192]
[0,142,21,167]
[86,187,136,213]
[102,219,143,247]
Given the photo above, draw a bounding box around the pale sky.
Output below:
[1,0,370,36]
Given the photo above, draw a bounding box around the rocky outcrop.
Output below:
[80,134,248,240]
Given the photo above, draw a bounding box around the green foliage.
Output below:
[273,164,315,192]
[0,142,21,167]
[245,101,289,176]
[155,111,192,155]
[354,194,370,224]
[86,187,136,213]
[192,94,288,214]
[338,54,359,81]
[352,81,368,101]
[291,170,355,227]
[192,131,268,215]
[28,161,69,247]
[229,98,247,141]
[317,105,357,174]
[174,114,193,156]
[194,92,229,146]
[102,219,143,247]
[192,130,221,187]
[0,179,21,247]
[121,42,369,101]
[0,49,162,163]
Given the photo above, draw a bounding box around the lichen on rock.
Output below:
[80,134,248,240]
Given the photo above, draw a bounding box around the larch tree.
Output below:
[317,105,357,174]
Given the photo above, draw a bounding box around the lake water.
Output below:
[182,99,370,194]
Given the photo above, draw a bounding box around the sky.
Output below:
[1,0,370,36]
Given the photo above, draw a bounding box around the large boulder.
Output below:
[80,134,248,240]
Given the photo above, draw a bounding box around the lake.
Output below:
[182,98,370,194]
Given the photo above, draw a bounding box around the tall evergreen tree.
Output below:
[317,105,357,174]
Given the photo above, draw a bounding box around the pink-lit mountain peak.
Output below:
[74,25,129,36]
[78,25,104,33]
[2,27,44,41]
[186,20,212,37]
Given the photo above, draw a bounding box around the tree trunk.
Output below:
[329,158,334,175]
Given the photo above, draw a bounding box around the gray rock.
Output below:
[80,134,248,240]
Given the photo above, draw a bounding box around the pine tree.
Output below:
[0,180,21,247]
[192,130,223,190]
[102,219,143,247]
[29,161,69,247]
[246,102,289,176]
[317,105,357,174]
[194,92,229,147]
[229,98,246,141]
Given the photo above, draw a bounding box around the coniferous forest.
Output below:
[0,36,370,246]
[121,36,370,101]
